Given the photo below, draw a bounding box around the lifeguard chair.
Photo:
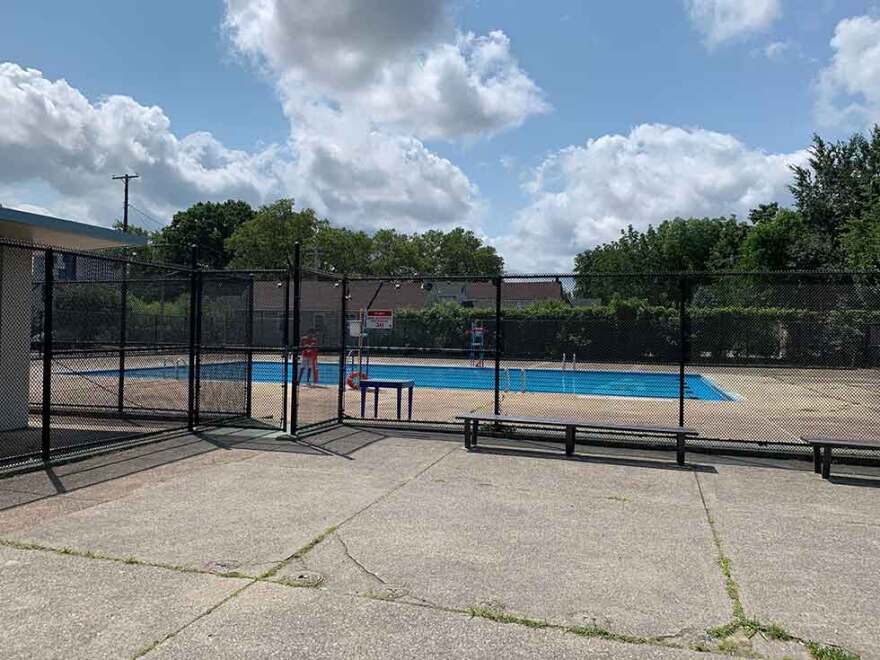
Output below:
[468,322,486,367]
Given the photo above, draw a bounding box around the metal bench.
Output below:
[801,436,880,479]
[456,414,698,465]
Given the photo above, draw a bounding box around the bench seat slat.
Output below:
[801,436,880,450]
[455,414,697,436]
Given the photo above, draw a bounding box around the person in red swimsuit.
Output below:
[298,329,319,386]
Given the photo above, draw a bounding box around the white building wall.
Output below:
[0,246,33,430]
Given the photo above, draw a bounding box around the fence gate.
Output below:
[194,271,252,426]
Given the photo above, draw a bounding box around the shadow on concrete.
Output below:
[195,425,388,460]
[0,425,399,514]
[468,445,719,473]
[828,474,880,488]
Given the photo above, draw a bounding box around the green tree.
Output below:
[574,217,751,301]
[314,226,373,274]
[226,199,323,269]
[790,127,880,240]
[105,221,157,263]
[414,228,504,275]
[841,201,880,270]
[367,229,425,276]
[154,200,254,268]
[740,208,836,271]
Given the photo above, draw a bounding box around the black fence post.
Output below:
[245,274,254,418]
[194,268,204,427]
[117,258,128,413]
[41,249,54,462]
[678,275,689,427]
[494,276,502,416]
[338,276,347,423]
[287,243,298,433]
[187,246,198,431]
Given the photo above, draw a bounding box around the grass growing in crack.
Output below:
[804,642,860,660]
[292,525,337,560]
[258,525,337,580]
[710,618,860,660]
[0,537,256,581]
[566,624,651,646]
[132,639,162,658]
[693,474,861,660]
[466,607,548,630]
[466,607,655,647]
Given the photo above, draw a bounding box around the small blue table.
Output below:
[359,379,414,420]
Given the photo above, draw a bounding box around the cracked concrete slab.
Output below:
[148,582,716,659]
[9,461,394,575]
[291,448,730,637]
[4,429,876,658]
[0,544,242,660]
[5,437,456,576]
[699,464,880,657]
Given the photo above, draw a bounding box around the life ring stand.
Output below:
[347,371,367,390]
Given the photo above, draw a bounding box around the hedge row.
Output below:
[380,301,880,367]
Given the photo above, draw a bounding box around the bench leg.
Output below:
[472,420,479,448]
[464,419,471,450]
[676,433,686,467]
[813,446,821,474]
[822,445,832,480]
[565,426,575,456]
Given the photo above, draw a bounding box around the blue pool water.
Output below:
[103,361,733,401]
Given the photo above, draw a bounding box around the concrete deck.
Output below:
[1,427,877,659]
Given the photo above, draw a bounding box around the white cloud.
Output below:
[0,2,544,243]
[684,0,781,48]
[763,40,791,59]
[498,124,807,272]
[0,62,283,225]
[282,98,483,232]
[0,62,483,234]
[816,15,880,129]
[224,0,548,140]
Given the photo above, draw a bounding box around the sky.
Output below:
[1,0,878,271]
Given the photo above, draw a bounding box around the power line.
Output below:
[127,203,166,231]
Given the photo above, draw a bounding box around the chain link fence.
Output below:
[3,234,878,468]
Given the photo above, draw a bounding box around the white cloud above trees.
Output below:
[497,124,807,272]
[816,15,880,130]
[0,62,284,224]
[684,0,781,48]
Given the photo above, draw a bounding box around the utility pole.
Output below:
[112,173,139,231]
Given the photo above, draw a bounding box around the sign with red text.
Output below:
[365,309,393,330]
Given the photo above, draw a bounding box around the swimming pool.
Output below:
[101,361,733,401]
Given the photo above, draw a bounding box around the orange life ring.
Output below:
[346,371,367,390]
